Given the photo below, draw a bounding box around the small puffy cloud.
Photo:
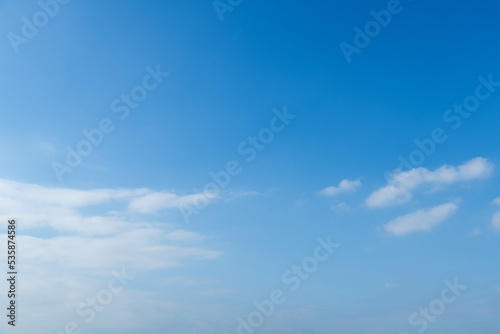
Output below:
[318,179,361,196]
[383,202,459,236]
[384,283,398,289]
[366,157,493,208]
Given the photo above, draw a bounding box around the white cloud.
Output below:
[0,178,148,208]
[491,198,500,231]
[492,213,500,230]
[318,179,361,196]
[383,202,459,236]
[16,230,220,274]
[331,202,351,211]
[161,276,218,286]
[38,141,59,156]
[366,157,493,208]
[0,270,181,334]
[0,178,222,234]
[127,190,219,214]
[223,190,260,202]
[0,178,224,333]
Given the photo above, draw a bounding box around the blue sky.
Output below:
[0,0,500,333]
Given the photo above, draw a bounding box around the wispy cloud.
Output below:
[0,178,223,273]
[199,289,236,296]
[127,191,219,214]
[331,202,351,211]
[366,157,493,208]
[0,178,224,234]
[318,179,362,196]
[38,141,59,156]
[224,189,260,202]
[19,230,220,274]
[470,227,482,236]
[161,276,218,286]
[383,202,459,236]
[491,197,500,231]
[0,178,223,333]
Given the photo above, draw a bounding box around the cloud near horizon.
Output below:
[0,177,224,333]
[0,177,223,269]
